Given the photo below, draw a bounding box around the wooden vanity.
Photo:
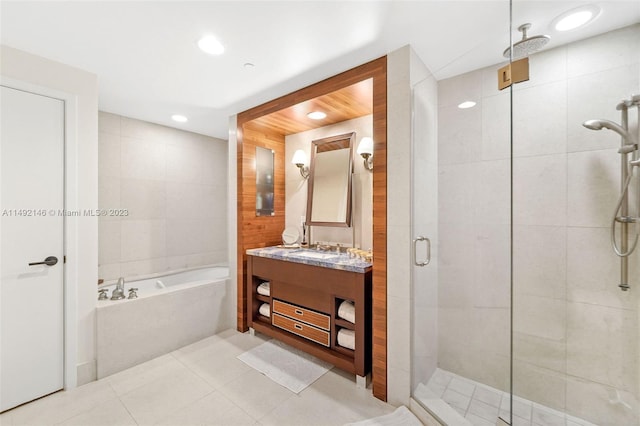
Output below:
[246,247,372,379]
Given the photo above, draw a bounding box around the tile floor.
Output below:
[0,329,394,426]
[418,368,598,426]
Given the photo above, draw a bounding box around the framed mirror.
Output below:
[306,132,354,227]
[255,146,274,216]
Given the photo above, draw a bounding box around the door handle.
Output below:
[28,256,58,266]
[412,236,431,267]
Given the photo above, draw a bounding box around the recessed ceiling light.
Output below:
[458,101,476,109]
[171,114,188,123]
[307,111,327,120]
[197,35,224,55]
[553,5,600,32]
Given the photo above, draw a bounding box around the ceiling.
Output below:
[1,1,638,139]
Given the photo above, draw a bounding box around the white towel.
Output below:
[337,300,355,323]
[337,328,355,350]
[257,281,270,296]
[259,303,270,318]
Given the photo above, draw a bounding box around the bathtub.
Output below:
[96,266,229,378]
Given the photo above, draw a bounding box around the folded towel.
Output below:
[259,303,270,318]
[337,328,355,350]
[257,281,270,296]
[337,300,355,323]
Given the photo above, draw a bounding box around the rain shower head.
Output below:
[583,119,638,146]
[503,23,550,59]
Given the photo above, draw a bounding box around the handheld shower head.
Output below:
[583,119,638,145]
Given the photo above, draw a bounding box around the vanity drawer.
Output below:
[272,313,330,347]
[273,300,330,330]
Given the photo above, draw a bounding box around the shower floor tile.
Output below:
[417,368,600,426]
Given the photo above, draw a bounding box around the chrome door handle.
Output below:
[412,237,431,267]
[28,256,58,266]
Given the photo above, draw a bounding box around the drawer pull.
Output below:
[294,309,304,316]
[294,323,303,330]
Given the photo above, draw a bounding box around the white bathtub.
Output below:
[96,266,229,378]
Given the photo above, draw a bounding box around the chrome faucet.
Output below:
[111,277,126,300]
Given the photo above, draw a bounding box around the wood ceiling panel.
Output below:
[250,79,373,135]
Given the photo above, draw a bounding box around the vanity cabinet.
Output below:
[246,253,372,378]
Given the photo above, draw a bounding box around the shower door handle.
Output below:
[412,236,431,267]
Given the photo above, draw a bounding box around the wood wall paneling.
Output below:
[237,56,387,400]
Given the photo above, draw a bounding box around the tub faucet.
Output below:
[111,277,126,300]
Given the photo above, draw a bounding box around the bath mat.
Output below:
[345,406,423,426]
[237,339,332,393]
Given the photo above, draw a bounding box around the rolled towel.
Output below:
[257,281,270,296]
[337,300,355,323]
[258,303,270,318]
[337,328,355,350]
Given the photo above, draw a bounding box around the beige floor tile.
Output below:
[10,380,116,426]
[120,368,213,425]
[217,368,295,420]
[181,350,252,389]
[55,397,136,426]
[106,353,185,396]
[260,369,393,426]
[155,391,257,426]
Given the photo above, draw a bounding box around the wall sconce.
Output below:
[357,137,374,171]
[291,149,309,179]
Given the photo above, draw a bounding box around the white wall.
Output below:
[437,24,640,425]
[285,116,373,249]
[1,45,98,386]
[97,112,228,282]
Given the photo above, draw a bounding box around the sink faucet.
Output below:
[111,277,126,300]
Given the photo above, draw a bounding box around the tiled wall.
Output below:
[437,24,640,425]
[284,115,373,249]
[98,112,228,282]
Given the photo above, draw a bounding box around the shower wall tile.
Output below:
[565,375,638,426]
[513,225,567,300]
[438,163,477,225]
[120,136,167,181]
[99,112,227,281]
[566,226,640,310]
[99,220,121,265]
[567,64,640,153]
[513,333,565,373]
[471,308,509,357]
[481,93,510,161]
[438,69,482,108]
[99,132,121,178]
[567,149,619,228]
[513,154,567,226]
[474,159,510,225]
[513,294,566,342]
[121,179,166,220]
[566,301,638,391]
[512,361,566,412]
[120,219,166,262]
[98,176,121,221]
[514,46,568,91]
[473,224,510,308]
[481,62,508,99]
[567,23,640,78]
[513,80,567,157]
[438,105,482,165]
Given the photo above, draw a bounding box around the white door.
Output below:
[410,76,439,395]
[0,86,65,412]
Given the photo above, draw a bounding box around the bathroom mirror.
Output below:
[306,132,354,227]
[255,146,274,216]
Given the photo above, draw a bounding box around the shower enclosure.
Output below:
[410,1,640,425]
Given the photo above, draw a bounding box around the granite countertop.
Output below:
[246,246,372,273]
